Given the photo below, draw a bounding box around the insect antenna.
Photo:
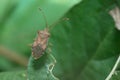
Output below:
[39,8,49,28]
[49,17,69,31]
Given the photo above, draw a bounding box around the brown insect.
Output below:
[31,28,50,59]
[31,8,69,59]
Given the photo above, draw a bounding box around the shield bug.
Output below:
[31,8,69,60]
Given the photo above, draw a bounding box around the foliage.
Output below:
[0,0,120,80]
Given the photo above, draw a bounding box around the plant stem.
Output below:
[0,46,28,67]
[105,55,120,80]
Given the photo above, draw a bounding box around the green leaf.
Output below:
[49,0,120,80]
[0,71,26,80]
[28,53,59,80]
[116,0,120,7]
[110,71,120,80]
[1,0,120,80]
[27,0,120,80]
[98,0,115,10]
[105,55,120,80]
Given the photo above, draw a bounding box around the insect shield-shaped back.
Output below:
[31,8,69,59]
[32,29,50,59]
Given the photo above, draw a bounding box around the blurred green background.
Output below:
[0,0,79,71]
[0,0,120,80]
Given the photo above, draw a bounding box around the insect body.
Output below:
[31,8,68,59]
[32,28,50,59]
[31,8,51,59]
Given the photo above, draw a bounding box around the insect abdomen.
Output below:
[31,44,44,59]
